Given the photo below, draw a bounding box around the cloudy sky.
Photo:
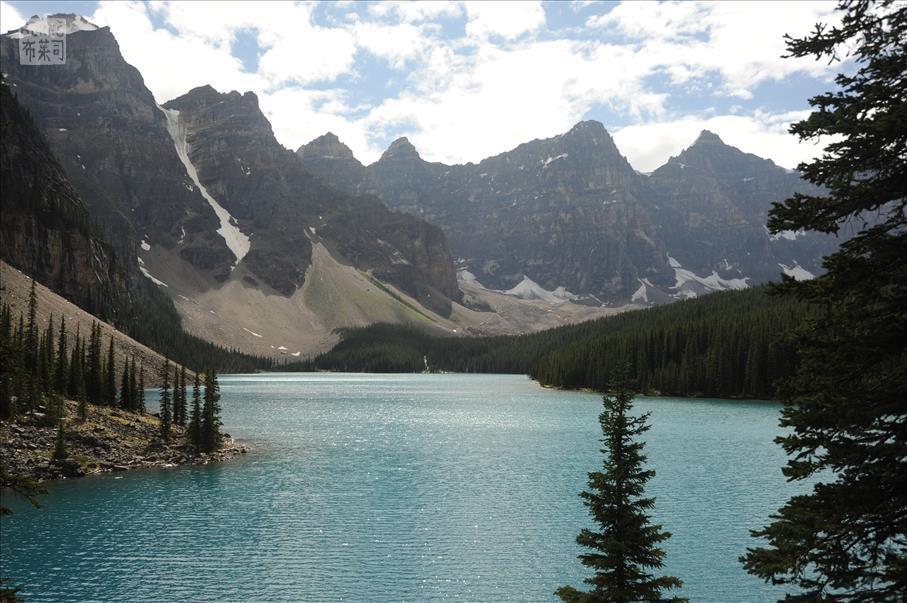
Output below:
[1,1,844,171]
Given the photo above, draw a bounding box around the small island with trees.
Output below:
[0,278,245,493]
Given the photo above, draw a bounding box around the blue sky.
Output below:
[1,1,844,171]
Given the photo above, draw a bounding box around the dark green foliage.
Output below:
[200,370,222,453]
[298,288,808,399]
[52,422,67,461]
[54,316,67,393]
[158,359,172,441]
[137,365,145,413]
[0,463,43,515]
[118,357,131,410]
[104,337,116,406]
[742,2,907,600]
[189,372,202,452]
[173,365,187,427]
[557,368,684,603]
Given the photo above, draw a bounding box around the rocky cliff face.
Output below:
[163,86,459,313]
[299,123,837,303]
[300,121,673,299]
[0,17,235,280]
[2,16,460,319]
[648,130,833,287]
[0,77,130,317]
[299,132,377,196]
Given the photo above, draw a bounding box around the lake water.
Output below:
[1,373,801,602]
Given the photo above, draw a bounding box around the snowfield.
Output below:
[161,107,250,266]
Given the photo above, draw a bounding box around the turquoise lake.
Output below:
[0,373,802,602]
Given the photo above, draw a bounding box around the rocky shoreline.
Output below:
[0,400,248,482]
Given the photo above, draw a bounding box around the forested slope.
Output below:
[296,288,810,399]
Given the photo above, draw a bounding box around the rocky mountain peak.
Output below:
[566,119,607,136]
[13,13,98,35]
[298,132,356,161]
[556,119,623,159]
[381,137,421,161]
[693,129,724,145]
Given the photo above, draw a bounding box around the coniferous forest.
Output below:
[289,287,810,399]
[0,278,224,455]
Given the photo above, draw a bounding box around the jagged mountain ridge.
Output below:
[0,18,235,280]
[2,14,533,358]
[299,123,836,303]
[161,85,459,313]
[302,122,673,300]
[0,17,460,313]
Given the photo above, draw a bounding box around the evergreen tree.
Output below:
[86,323,102,403]
[52,422,67,461]
[137,365,145,413]
[118,358,130,410]
[201,370,222,453]
[189,372,202,452]
[172,365,186,426]
[105,336,116,406]
[24,278,38,376]
[158,360,172,441]
[742,2,907,599]
[556,368,684,603]
[39,315,54,395]
[54,315,67,394]
[128,357,137,412]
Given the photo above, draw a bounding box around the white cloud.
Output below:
[258,25,357,85]
[0,0,23,33]
[368,1,464,24]
[13,0,838,174]
[612,111,824,173]
[90,1,266,104]
[590,1,840,96]
[350,21,430,68]
[261,87,382,159]
[464,1,545,40]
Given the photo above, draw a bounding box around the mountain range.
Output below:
[299,122,833,304]
[1,14,838,357]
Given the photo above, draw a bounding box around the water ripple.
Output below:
[1,374,799,602]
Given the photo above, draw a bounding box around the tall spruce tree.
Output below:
[128,357,137,412]
[189,372,202,452]
[172,365,186,427]
[742,1,907,600]
[105,337,116,406]
[119,359,130,410]
[24,278,37,376]
[137,365,145,413]
[86,323,102,403]
[55,316,67,394]
[201,370,222,453]
[556,368,684,603]
[159,360,172,441]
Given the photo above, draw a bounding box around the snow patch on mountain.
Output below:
[161,107,250,266]
[770,229,805,242]
[502,276,577,304]
[668,255,749,298]
[542,153,568,167]
[631,280,648,303]
[779,262,815,281]
[138,264,168,287]
[457,269,482,285]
